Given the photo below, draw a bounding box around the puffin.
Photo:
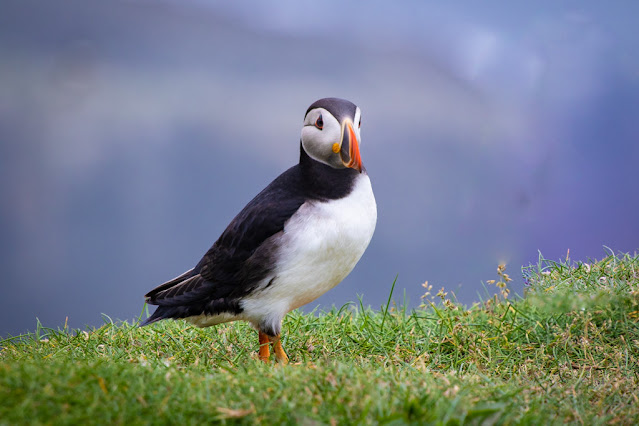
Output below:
[141,98,377,363]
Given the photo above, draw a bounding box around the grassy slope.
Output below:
[1,251,638,424]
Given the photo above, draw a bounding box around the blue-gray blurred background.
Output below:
[1,0,638,337]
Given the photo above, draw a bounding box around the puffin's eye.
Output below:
[315,114,323,130]
[358,118,361,128]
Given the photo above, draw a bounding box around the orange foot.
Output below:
[257,331,289,364]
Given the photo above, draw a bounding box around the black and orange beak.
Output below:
[339,120,362,172]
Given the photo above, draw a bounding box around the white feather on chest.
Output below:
[240,173,377,329]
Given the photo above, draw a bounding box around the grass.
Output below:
[1,250,638,424]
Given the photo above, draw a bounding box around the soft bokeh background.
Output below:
[1,0,638,337]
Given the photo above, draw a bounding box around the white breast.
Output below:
[241,173,377,332]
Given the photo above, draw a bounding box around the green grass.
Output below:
[2,250,638,424]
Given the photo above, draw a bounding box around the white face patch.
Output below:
[301,107,342,168]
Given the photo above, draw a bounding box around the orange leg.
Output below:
[258,331,270,362]
[271,335,289,364]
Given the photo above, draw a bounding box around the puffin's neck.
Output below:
[298,142,360,201]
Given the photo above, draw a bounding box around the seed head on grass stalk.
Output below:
[419,281,433,309]
[486,264,512,301]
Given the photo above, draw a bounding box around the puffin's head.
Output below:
[301,97,363,172]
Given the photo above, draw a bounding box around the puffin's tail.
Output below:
[139,307,166,327]
[139,268,196,327]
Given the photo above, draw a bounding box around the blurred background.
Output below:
[1,0,638,337]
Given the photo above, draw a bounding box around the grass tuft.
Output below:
[2,250,638,424]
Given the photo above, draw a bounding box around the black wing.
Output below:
[141,166,306,324]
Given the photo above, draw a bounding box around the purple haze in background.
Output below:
[1,0,637,337]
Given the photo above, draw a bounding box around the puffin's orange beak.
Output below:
[339,121,362,172]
